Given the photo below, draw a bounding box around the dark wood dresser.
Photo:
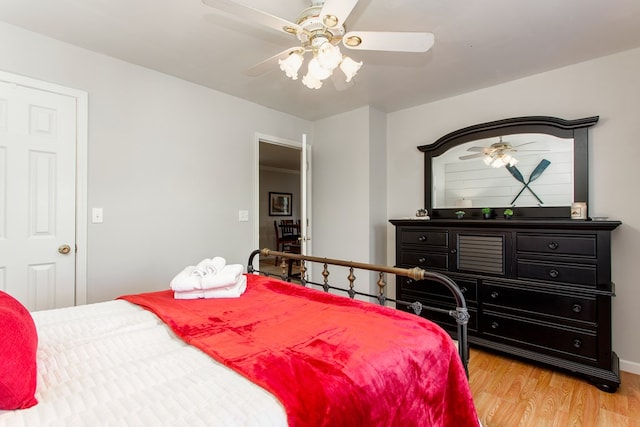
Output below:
[390,218,621,391]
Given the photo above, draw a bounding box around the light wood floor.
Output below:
[468,348,640,427]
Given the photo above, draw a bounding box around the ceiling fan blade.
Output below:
[466,146,486,152]
[245,47,303,77]
[513,141,536,148]
[343,31,434,52]
[201,0,303,35]
[459,153,484,160]
[320,0,359,29]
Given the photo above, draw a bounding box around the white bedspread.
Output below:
[0,300,288,427]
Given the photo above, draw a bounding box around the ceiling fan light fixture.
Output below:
[484,152,519,168]
[278,51,304,80]
[339,56,362,82]
[202,0,437,91]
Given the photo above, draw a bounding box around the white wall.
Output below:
[0,22,312,303]
[312,106,388,295]
[387,47,640,371]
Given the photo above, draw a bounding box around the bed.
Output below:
[0,249,479,426]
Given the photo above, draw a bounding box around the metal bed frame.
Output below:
[247,248,471,375]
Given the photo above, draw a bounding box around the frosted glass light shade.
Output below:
[307,57,332,81]
[302,73,322,89]
[317,42,342,70]
[339,56,363,82]
[278,52,304,80]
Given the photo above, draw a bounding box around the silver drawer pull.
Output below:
[418,235,427,242]
[405,278,414,285]
[573,339,582,349]
[490,291,499,299]
[418,257,427,264]
[548,241,559,250]
[572,304,583,313]
[491,322,499,329]
[460,286,468,294]
[548,269,559,278]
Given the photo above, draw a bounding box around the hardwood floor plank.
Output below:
[469,348,640,427]
[622,371,640,419]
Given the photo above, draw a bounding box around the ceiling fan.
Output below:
[201,0,435,89]
[458,137,546,168]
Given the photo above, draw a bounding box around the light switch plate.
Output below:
[238,210,249,222]
[92,207,104,223]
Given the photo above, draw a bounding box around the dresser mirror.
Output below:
[418,116,599,219]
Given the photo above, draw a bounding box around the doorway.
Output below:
[257,138,301,266]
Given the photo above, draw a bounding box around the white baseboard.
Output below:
[620,358,640,376]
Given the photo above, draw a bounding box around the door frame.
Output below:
[253,132,303,265]
[0,70,88,305]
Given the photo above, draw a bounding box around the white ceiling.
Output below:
[2,0,640,121]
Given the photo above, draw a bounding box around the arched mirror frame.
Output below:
[418,116,599,219]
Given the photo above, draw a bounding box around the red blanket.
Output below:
[119,275,478,427]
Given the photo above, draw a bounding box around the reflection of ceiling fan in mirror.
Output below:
[201,0,435,89]
[458,136,547,168]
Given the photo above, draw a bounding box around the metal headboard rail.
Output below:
[247,248,470,376]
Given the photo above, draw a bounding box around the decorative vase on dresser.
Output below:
[400,115,622,391]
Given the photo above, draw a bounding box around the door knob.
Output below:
[58,244,71,255]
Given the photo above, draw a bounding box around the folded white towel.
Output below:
[170,266,202,291]
[200,264,244,290]
[170,262,244,292]
[174,275,247,299]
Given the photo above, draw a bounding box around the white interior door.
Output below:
[300,134,312,256]
[0,80,77,311]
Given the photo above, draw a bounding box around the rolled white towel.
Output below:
[197,257,226,276]
[170,266,203,291]
[200,264,244,290]
[174,275,247,299]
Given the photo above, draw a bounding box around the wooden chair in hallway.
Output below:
[273,220,299,265]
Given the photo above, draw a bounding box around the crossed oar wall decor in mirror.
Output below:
[506,159,551,205]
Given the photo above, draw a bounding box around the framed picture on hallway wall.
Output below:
[269,192,292,216]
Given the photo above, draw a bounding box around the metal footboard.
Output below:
[247,248,470,376]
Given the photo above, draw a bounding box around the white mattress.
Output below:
[0,300,288,427]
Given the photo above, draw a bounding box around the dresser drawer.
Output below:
[400,229,448,247]
[481,282,596,323]
[481,312,597,362]
[400,250,448,270]
[400,276,477,302]
[517,260,597,287]
[517,233,596,257]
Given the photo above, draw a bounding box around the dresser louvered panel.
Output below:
[390,219,621,392]
[457,234,504,275]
